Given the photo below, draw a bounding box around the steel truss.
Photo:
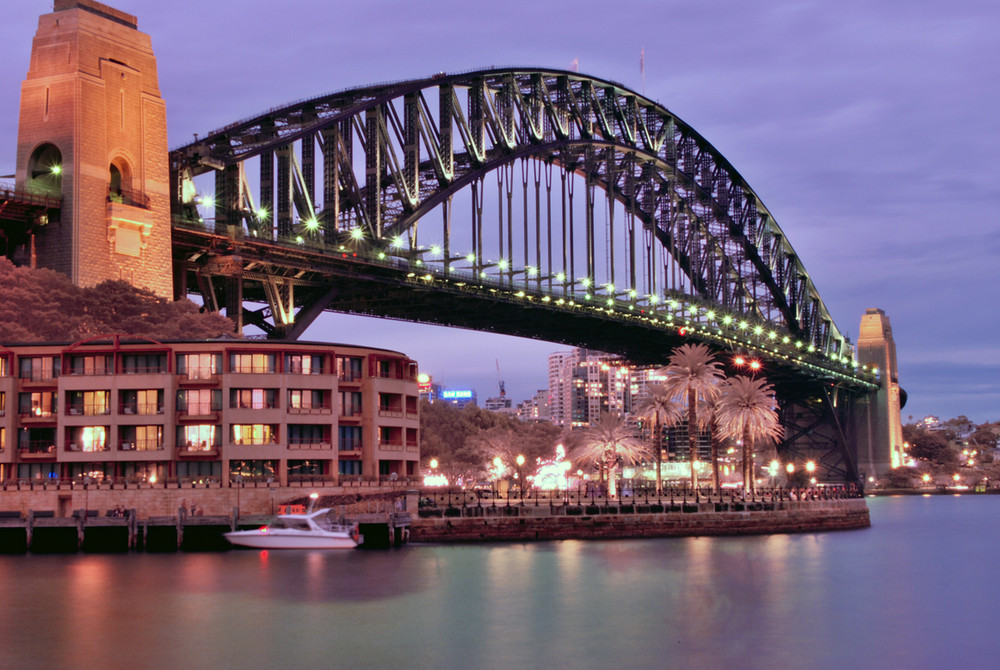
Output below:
[169,68,877,483]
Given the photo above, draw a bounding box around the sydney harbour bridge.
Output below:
[1,2,900,485]
[168,68,882,483]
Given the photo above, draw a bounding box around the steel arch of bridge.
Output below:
[169,68,878,483]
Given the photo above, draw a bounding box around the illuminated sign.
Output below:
[441,389,474,399]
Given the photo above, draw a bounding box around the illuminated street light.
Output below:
[516,454,525,500]
[785,463,795,474]
[805,461,816,473]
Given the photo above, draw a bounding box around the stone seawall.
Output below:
[410,499,871,543]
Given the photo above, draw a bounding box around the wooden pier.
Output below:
[0,509,412,553]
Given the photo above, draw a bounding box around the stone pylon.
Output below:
[14,0,172,296]
[854,308,906,476]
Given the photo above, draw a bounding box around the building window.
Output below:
[340,391,362,417]
[121,353,166,374]
[288,460,325,477]
[229,459,277,482]
[19,392,57,418]
[285,353,323,375]
[338,426,362,451]
[18,427,56,454]
[177,425,219,451]
[68,426,108,452]
[0,427,4,452]
[119,425,163,451]
[177,353,222,380]
[231,424,278,445]
[288,389,325,410]
[230,388,277,410]
[120,389,163,415]
[18,356,59,381]
[0,392,5,417]
[336,356,363,382]
[68,355,112,376]
[288,424,328,446]
[338,460,362,476]
[66,390,110,416]
[177,389,222,415]
[229,352,276,374]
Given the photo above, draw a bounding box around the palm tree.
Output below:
[633,384,681,495]
[571,412,649,498]
[662,343,725,489]
[714,375,783,495]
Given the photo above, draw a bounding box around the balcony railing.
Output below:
[288,439,332,450]
[120,403,164,416]
[18,442,56,455]
[65,442,111,453]
[341,404,363,417]
[67,404,111,416]
[378,408,404,418]
[108,185,150,209]
[18,370,58,383]
[119,440,163,452]
[338,370,362,382]
[232,436,279,446]
[338,441,362,452]
[287,403,332,415]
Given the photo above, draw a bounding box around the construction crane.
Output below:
[496,359,506,398]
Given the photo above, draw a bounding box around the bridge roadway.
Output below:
[172,217,879,397]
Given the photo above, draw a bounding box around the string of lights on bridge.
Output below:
[187,198,880,389]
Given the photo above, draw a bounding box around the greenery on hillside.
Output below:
[0,258,235,343]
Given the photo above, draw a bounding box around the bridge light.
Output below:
[542,296,551,302]
[749,360,761,371]
[350,227,364,239]
[669,300,679,309]
[738,320,749,330]
[430,244,441,255]
[768,331,777,340]
[295,235,304,244]
[753,325,764,336]
[581,278,592,288]
[498,259,509,270]
[628,289,637,298]
[256,207,269,220]
[605,282,615,293]
[480,271,487,278]
[606,298,614,306]
[50,164,62,175]
[782,336,790,344]
[734,356,746,366]
[808,344,816,353]
[305,218,320,231]
[688,305,699,315]
[378,252,386,259]
[197,194,215,209]
[556,272,566,282]
[528,266,538,277]
[648,295,659,304]
[516,291,525,298]
[466,252,476,263]
[391,236,404,248]
[722,315,733,326]
[705,310,715,320]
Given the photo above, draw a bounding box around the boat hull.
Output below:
[224,530,358,550]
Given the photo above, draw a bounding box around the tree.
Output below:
[0,258,234,342]
[571,412,649,497]
[632,384,681,494]
[714,375,782,494]
[906,428,958,468]
[662,343,725,489]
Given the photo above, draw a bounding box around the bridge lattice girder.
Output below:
[171,68,843,359]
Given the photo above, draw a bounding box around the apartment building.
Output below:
[0,337,420,485]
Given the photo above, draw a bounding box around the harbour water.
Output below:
[1,495,996,669]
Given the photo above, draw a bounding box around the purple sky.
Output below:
[2,0,998,423]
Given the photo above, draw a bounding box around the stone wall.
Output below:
[410,499,871,542]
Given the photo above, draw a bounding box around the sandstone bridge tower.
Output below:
[853,308,906,476]
[13,0,172,296]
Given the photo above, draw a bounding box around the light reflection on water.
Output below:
[1,496,999,669]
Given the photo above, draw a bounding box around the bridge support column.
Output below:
[853,308,905,477]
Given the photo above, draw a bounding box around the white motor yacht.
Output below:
[224,507,360,549]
